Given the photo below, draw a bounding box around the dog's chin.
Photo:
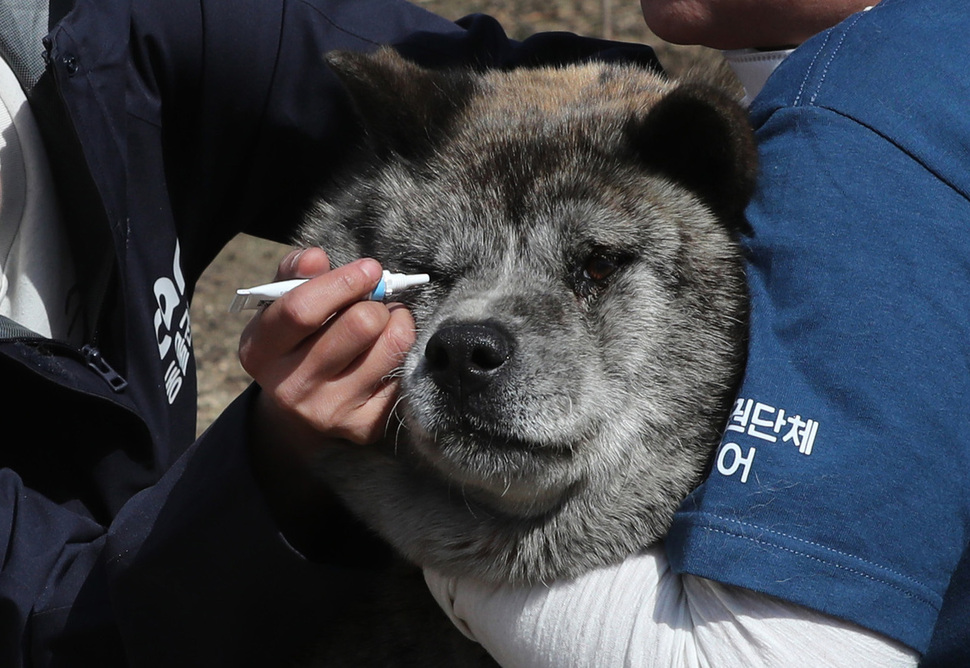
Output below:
[407,425,580,518]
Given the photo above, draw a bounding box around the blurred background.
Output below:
[189,0,725,434]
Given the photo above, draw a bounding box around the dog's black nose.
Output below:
[424,322,514,397]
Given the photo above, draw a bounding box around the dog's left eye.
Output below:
[583,252,620,283]
[573,248,634,299]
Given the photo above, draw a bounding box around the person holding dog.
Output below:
[3,0,964,667]
[425,0,970,666]
[0,1,662,664]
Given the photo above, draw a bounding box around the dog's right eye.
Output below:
[583,253,619,282]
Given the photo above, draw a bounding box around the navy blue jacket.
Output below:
[0,0,658,665]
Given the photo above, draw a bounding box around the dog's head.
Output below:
[298,49,754,559]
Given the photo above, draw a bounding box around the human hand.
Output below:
[239,247,415,446]
[238,247,416,541]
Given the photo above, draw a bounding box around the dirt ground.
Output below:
[189,0,725,435]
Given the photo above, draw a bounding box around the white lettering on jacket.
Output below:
[153,240,192,404]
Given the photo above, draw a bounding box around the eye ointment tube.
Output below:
[228,270,431,313]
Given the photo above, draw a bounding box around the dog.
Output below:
[294,47,756,664]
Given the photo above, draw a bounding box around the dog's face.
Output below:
[298,50,755,564]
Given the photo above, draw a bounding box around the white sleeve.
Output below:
[424,543,919,668]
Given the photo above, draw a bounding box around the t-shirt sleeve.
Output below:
[666,101,970,654]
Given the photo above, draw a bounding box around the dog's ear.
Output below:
[326,48,475,160]
[631,83,757,226]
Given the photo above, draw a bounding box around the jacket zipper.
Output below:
[80,344,129,393]
[0,324,130,394]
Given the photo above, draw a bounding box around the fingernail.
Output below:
[283,249,306,275]
[357,258,383,283]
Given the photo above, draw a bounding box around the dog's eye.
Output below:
[583,252,619,283]
[573,249,634,299]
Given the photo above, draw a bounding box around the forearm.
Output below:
[426,543,919,667]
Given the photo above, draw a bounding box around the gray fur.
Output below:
[296,48,755,662]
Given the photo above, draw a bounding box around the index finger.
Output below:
[275,247,332,281]
[248,258,385,354]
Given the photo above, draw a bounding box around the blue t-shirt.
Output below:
[667,0,970,661]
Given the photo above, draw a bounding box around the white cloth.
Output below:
[426,543,919,667]
[721,48,793,106]
[0,52,79,341]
